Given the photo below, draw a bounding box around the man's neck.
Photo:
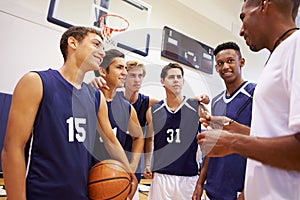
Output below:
[101,85,117,102]
[59,64,84,89]
[165,93,183,111]
[226,79,244,96]
[124,89,139,104]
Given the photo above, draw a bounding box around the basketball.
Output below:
[88,159,131,200]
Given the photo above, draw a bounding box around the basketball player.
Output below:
[143,63,207,200]
[193,42,255,200]
[198,0,300,199]
[1,26,137,200]
[90,60,210,184]
[91,49,144,180]
[121,60,159,184]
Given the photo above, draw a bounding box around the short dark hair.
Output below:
[60,26,102,62]
[291,0,300,20]
[160,63,184,79]
[213,42,242,58]
[244,0,261,6]
[94,49,125,76]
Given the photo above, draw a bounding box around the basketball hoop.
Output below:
[99,14,129,39]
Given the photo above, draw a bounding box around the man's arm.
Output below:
[96,92,138,198]
[192,156,209,200]
[200,115,250,135]
[1,72,43,200]
[127,106,144,172]
[148,97,159,108]
[143,107,154,179]
[198,130,300,171]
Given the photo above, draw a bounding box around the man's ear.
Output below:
[160,78,165,87]
[261,0,269,12]
[68,36,78,49]
[240,58,245,68]
[99,67,107,77]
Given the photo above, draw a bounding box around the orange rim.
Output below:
[99,14,129,38]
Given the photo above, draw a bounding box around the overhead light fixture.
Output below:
[122,0,148,11]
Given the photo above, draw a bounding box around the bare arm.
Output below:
[96,91,138,198]
[127,106,144,172]
[143,107,154,179]
[192,156,209,200]
[1,72,43,200]
[148,97,159,108]
[200,115,250,135]
[198,131,300,171]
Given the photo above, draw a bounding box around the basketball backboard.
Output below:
[47,0,152,56]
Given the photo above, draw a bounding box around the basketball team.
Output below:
[1,0,300,200]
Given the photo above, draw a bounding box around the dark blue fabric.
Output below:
[205,82,256,200]
[0,92,12,175]
[93,92,131,162]
[118,92,149,181]
[25,69,100,200]
[152,98,199,176]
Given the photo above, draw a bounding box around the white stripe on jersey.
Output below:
[25,133,34,177]
[153,97,197,114]
[221,82,253,104]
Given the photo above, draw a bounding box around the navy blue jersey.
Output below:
[151,98,199,176]
[205,81,256,200]
[25,69,100,200]
[122,92,149,151]
[93,92,131,161]
[116,92,149,127]
[117,92,149,181]
[132,93,150,127]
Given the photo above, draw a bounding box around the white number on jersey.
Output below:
[166,128,181,143]
[67,117,86,142]
[99,127,117,142]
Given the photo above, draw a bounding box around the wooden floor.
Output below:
[139,178,151,200]
[0,178,5,200]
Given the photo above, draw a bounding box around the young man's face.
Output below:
[161,68,184,95]
[125,67,144,93]
[104,57,127,89]
[215,49,244,84]
[75,32,105,72]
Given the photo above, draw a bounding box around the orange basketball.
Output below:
[88,159,131,200]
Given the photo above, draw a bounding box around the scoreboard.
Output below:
[161,26,214,74]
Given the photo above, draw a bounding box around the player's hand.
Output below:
[237,191,245,200]
[194,94,210,104]
[200,115,233,130]
[126,173,138,200]
[143,166,153,179]
[197,129,234,157]
[192,183,204,200]
[89,76,109,90]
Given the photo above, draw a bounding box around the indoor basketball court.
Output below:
[0,0,275,199]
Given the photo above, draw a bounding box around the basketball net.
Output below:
[99,14,129,40]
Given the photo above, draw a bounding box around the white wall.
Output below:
[0,0,65,94]
[0,0,269,97]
